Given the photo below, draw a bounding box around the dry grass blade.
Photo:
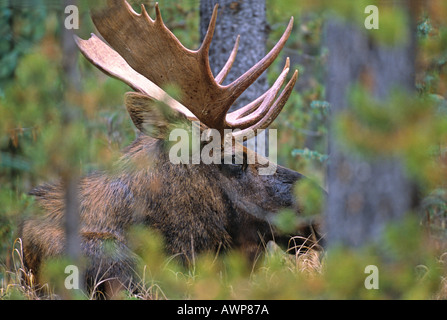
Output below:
[287,235,324,275]
[1,238,55,300]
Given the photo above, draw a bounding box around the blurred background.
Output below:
[1,0,447,299]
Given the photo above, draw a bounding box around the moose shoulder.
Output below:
[19,1,323,292]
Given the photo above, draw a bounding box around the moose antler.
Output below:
[75,0,298,137]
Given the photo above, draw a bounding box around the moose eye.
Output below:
[220,163,244,176]
[219,154,248,175]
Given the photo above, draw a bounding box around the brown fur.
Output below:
[20,72,318,294]
[20,127,314,287]
[19,2,319,293]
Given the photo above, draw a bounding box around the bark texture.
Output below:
[324,9,418,247]
[200,0,269,112]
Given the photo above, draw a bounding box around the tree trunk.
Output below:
[61,0,83,290]
[200,0,269,112]
[324,6,418,247]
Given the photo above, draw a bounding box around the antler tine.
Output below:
[199,4,218,55]
[154,2,163,24]
[90,0,229,129]
[225,17,294,100]
[215,35,240,84]
[226,91,267,122]
[232,69,298,141]
[79,1,296,134]
[139,3,153,22]
[227,60,292,129]
[226,57,290,123]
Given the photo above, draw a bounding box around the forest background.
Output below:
[1,0,447,299]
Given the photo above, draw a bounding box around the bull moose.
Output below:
[19,0,322,293]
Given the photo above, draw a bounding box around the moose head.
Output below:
[20,0,322,292]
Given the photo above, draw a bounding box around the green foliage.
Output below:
[1,215,445,300]
[48,216,447,299]
[267,3,327,177]
[2,0,447,301]
[292,148,328,163]
[0,188,35,268]
[0,4,133,266]
[336,85,447,189]
[294,177,325,216]
[274,176,324,236]
[296,0,410,45]
[39,258,86,300]
[273,209,298,234]
[0,0,47,95]
[127,0,200,49]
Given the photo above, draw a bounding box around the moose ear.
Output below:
[125,92,188,138]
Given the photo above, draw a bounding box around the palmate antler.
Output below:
[75,0,298,138]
